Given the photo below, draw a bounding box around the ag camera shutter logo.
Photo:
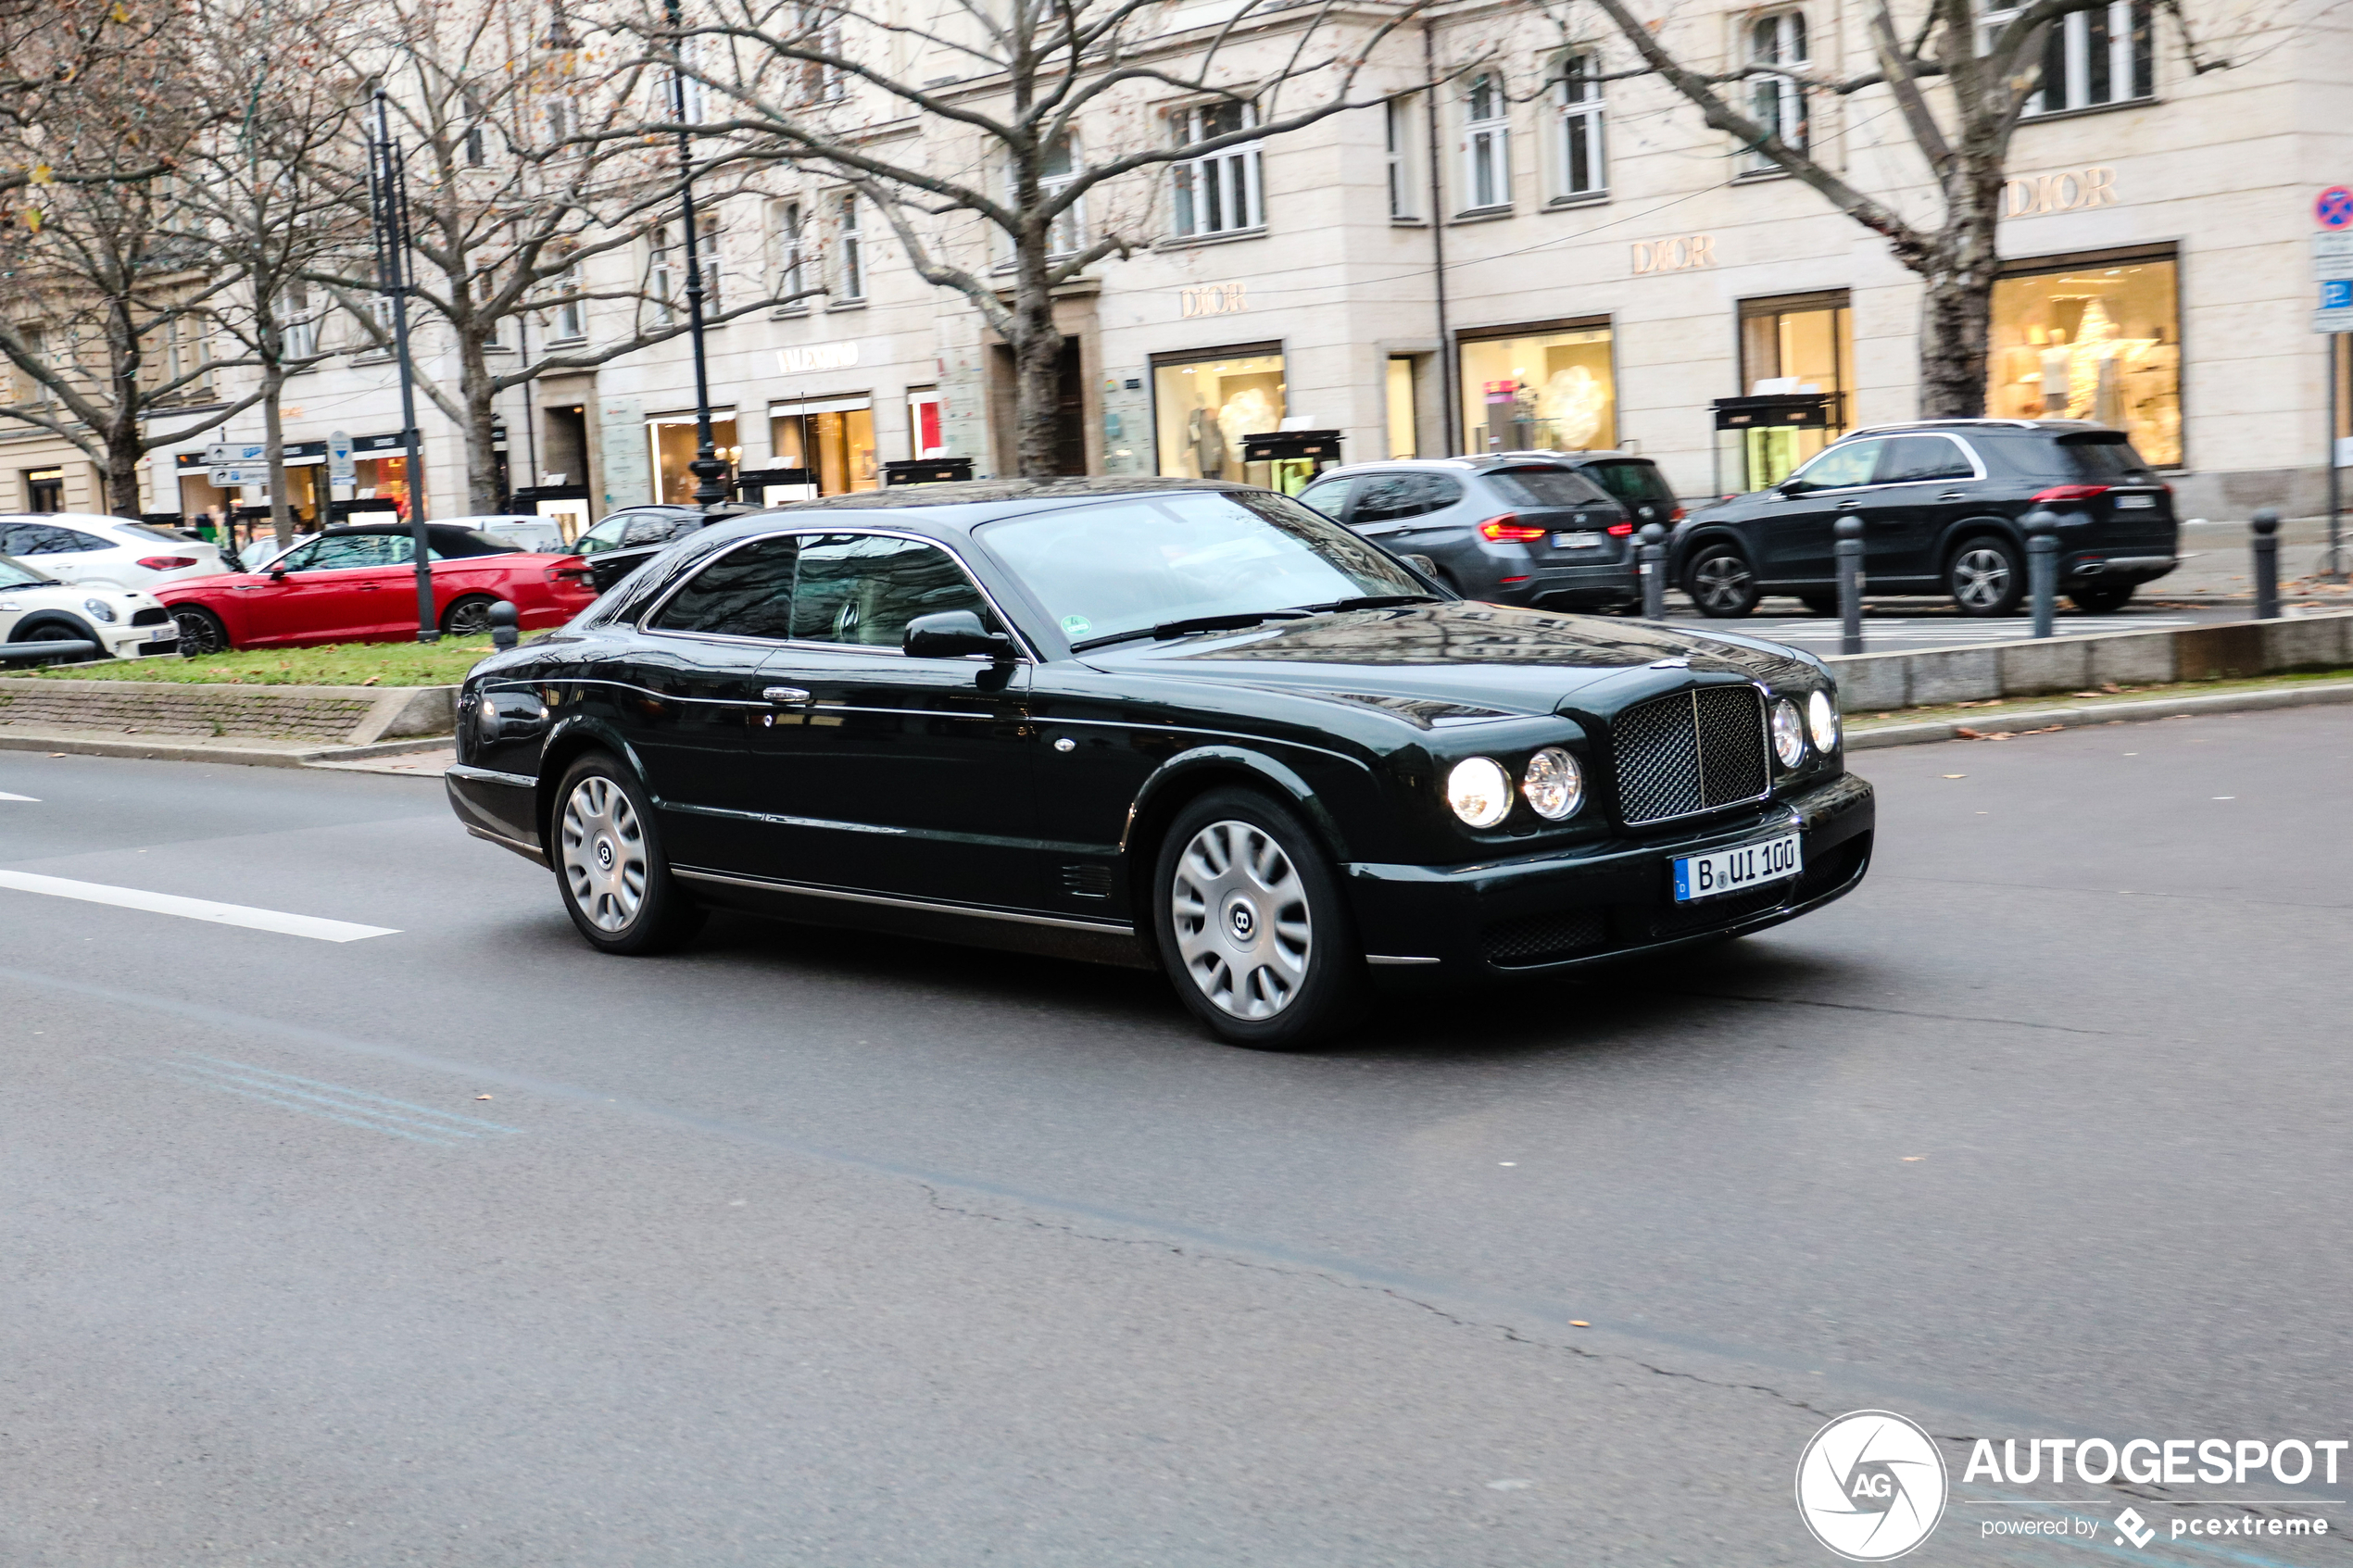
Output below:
[1795,1411,1948,1560]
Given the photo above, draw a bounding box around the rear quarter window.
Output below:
[1486,468,1610,508]
[1577,460,1676,506]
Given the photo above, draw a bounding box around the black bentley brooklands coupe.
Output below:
[446,478,1874,1048]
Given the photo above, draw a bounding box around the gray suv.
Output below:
[1297,457,1639,609]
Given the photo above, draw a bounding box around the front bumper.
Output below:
[102,623,179,659]
[1343,770,1873,984]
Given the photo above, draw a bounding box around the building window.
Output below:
[1039,135,1081,258]
[24,466,64,511]
[1461,73,1511,211]
[1987,247,2180,465]
[1385,356,1417,458]
[648,224,678,325]
[1746,12,1809,171]
[1554,54,1606,198]
[548,253,585,342]
[772,396,878,493]
[1169,103,1264,238]
[1457,320,1614,452]
[463,94,489,166]
[835,193,864,301]
[278,282,320,363]
[907,386,943,458]
[1737,291,1854,483]
[1385,98,1417,220]
[647,412,742,504]
[1152,345,1284,480]
[696,211,721,313]
[768,199,806,305]
[1982,0,2155,115]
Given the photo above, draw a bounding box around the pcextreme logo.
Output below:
[1795,1411,1949,1561]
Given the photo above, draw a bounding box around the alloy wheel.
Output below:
[1692,553,1752,613]
[1952,548,2011,610]
[170,608,225,656]
[445,597,499,637]
[1169,819,1313,1020]
[560,775,648,932]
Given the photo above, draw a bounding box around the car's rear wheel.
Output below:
[1796,592,1841,617]
[170,605,230,656]
[2070,584,2134,614]
[552,752,705,956]
[1947,535,2025,616]
[1153,787,1364,1050]
[441,594,503,638]
[1685,544,1760,618]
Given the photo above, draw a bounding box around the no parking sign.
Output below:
[2318,186,2353,229]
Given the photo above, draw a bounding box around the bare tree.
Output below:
[317,0,820,512]
[1558,0,2248,416]
[0,26,261,515]
[662,0,1442,476]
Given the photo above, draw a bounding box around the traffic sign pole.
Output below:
[2316,216,2352,578]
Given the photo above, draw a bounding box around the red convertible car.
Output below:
[157,522,598,652]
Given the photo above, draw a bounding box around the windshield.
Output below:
[0,553,57,587]
[1486,467,1611,508]
[980,490,1425,646]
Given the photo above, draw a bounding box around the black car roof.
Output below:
[719,476,1255,537]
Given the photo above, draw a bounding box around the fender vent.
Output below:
[1061,864,1114,898]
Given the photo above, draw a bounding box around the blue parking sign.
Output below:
[2325,279,2353,310]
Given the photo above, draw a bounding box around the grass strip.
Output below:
[17,635,537,687]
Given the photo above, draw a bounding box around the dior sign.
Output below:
[1180,282,1247,318]
[2005,167,2118,218]
[1631,234,1717,274]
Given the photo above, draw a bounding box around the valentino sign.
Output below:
[2005,166,2119,217]
[776,340,861,375]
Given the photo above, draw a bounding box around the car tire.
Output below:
[170,605,231,656]
[441,594,504,638]
[1685,544,1760,619]
[1152,786,1365,1050]
[1947,534,2025,616]
[6,615,100,666]
[1796,593,1841,617]
[551,751,706,956]
[2070,584,2134,614]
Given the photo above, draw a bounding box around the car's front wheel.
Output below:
[1685,544,1760,618]
[552,752,705,955]
[1153,787,1364,1050]
[170,605,230,656]
[1948,535,2025,616]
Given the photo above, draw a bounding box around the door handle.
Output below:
[1835,501,1863,511]
[1937,492,1968,500]
[761,685,811,705]
[356,583,382,590]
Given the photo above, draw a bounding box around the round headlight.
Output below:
[1807,689,1840,754]
[1445,757,1513,828]
[1770,697,1806,768]
[1520,746,1584,821]
[82,596,119,624]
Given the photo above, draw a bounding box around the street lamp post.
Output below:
[664,0,730,510]
[369,87,437,643]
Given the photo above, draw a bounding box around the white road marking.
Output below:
[0,791,39,801]
[0,871,397,942]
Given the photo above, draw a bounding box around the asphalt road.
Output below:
[4,710,2350,1567]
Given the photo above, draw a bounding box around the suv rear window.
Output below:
[1486,467,1609,508]
[1576,459,1675,507]
[2052,433,2158,481]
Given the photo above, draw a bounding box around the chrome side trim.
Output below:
[1365,954,1442,966]
[447,762,539,790]
[464,822,549,865]
[661,799,907,835]
[673,866,1134,934]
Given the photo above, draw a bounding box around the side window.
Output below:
[305,535,409,570]
[10,524,86,554]
[51,529,108,552]
[790,533,990,648]
[0,523,43,553]
[1793,439,1883,490]
[1410,473,1464,513]
[1296,477,1353,520]
[1350,475,1418,522]
[272,540,321,571]
[575,515,632,555]
[651,534,800,639]
[622,514,680,546]
[1876,435,1975,483]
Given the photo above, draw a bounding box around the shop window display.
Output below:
[1458,324,1614,453]
[772,398,878,494]
[1987,254,2180,466]
[649,416,742,504]
[1153,350,1285,482]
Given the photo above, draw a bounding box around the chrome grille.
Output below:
[1611,685,1769,825]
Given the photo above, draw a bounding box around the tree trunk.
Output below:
[261,363,294,546]
[1913,144,2007,419]
[458,330,503,511]
[1008,243,1064,479]
[105,421,144,519]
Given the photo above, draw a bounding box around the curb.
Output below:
[0,731,458,769]
[1846,680,2353,749]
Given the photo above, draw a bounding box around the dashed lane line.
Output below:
[0,869,397,942]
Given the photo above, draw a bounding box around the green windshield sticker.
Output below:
[1061,615,1091,634]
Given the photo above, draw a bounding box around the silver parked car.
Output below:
[1296,457,1639,609]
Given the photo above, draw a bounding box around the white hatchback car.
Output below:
[0,553,181,661]
[439,514,570,554]
[0,513,225,590]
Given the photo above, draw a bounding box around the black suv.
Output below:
[1668,420,2179,617]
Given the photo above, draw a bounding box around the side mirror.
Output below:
[268,566,289,581]
[1777,478,1812,497]
[904,608,1015,660]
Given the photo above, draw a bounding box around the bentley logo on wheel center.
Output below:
[1795,1411,1947,1561]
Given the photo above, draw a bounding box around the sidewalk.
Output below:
[0,728,455,771]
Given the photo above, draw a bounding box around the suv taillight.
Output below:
[1478,513,1547,543]
[2032,484,2111,504]
[1606,521,1634,537]
[137,555,197,571]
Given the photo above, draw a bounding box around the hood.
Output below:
[1078,603,1818,717]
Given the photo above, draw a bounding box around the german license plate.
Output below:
[1554,531,1604,549]
[2116,494,2155,508]
[1672,833,1802,903]
[146,625,178,643]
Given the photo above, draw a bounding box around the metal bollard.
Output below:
[2250,507,2281,621]
[488,599,520,651]
[2023,508,2059,639]
[1637,522,1667,620]
[1833,516,1864,656]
